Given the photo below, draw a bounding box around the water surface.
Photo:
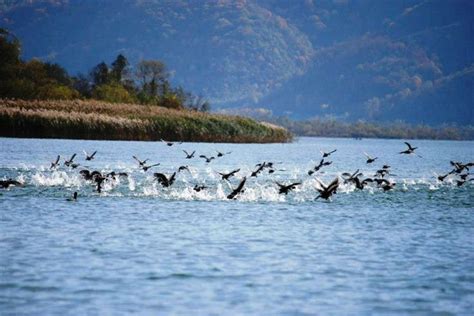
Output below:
[1,137,473,315]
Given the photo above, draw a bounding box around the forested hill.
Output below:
[1,0,473,125]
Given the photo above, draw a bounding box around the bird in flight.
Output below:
[218,169,240,181]
[84,150,97,161]
[199,155,215,163]
[142,163,160,172]
[154,172,176,187]
[183,150,195,159]
[399,142,421,157]
[315,177,339,200]
[276,182,302,195]
[364,152,378,164]
[133,156,149,167]
[64,153,76,167]
[227,177,247,199]
[321,149,337,158]
[50,155,61,169]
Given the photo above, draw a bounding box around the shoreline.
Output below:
[0,99,292,143]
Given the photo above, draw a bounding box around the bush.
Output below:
[92,84,135,103]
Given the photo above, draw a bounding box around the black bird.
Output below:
[308,159,331,175]
[0,179,23,188]
[69,163,80,169]
[199,155,215,163]
[342,170,372,190]
[218,169,240,181]
[321,149,337,158]
[161,139,174,146]
[450,161,473,174]
[178,165,190,173]
[276,182,302,195]
[64,153,77,167]
[193,184,208,192]
[106,171,129,179]
[460,173,470,180]
[456,179,474,187]
[227,177,247,199]
[84,150,97,161]
[94,175,106,193]
[142,163,160,172]
[373,178,396,191]
[251,164,266,177]
[322,160,332,166]
[79,169,92,180]
[382,165,391,169]
[436,172,452,182]
[154,172,176,187]
[375,168,390,178]
[353,177,373,190]
[216,150,232,157]
[342,169,362,183]
[133,156,149,167]
[80,169,102,181]
[381,181,396,192]
[50,155,61,169]
[315,177,339,200]
[399,142,420,156]
[183,150,195,159]
[67,191,78,201]
[364,152,378,164]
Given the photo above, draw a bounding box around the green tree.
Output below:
[135,60,168,98]
[90,62,109,86]
[72,73,92,98]
[44,62,71,86]
[111,54,129,83]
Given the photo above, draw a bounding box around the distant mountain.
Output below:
[1,0,473,124]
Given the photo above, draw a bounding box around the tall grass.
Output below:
[0,99,292,143]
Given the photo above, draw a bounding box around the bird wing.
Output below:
[231,168,240,175]
[70,153,76,161]
[90,151,97,158]
[236,177,246,191]
[315,178,327,190]
[352,169,360,178]
[133,156,141,163]
[153,173,168,184]
[54,155,60,164]
[169,172,176,185]
[327,177,339,193]
[404,142,413,150]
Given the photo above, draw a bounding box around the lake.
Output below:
[1,137,473,315]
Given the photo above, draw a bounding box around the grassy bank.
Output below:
[0,99,292,143]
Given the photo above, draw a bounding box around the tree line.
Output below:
[0,28,210,111]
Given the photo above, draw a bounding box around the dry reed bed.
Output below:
[0,99,292,143]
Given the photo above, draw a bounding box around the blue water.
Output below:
[1,137,473,315]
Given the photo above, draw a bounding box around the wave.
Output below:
[1,164,472,203]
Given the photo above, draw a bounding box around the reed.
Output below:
[0,99,292,143]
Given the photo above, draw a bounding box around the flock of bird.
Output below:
[1,141,472,202]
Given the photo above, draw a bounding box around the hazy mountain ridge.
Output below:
[1,0,472,124]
